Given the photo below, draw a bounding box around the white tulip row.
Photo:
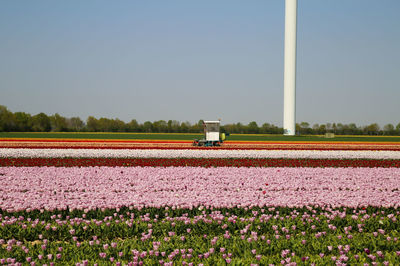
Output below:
[1,148,400,159]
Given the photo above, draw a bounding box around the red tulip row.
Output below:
[3,145,400,151]
[1,157,400,167]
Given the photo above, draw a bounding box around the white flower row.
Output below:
[1,148,400,159]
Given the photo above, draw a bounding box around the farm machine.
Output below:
[192,120,229,147]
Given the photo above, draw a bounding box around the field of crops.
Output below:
[1,136,400,265]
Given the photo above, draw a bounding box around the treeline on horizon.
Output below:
[1,105,400,135]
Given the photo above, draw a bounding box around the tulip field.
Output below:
[1,137,400,265]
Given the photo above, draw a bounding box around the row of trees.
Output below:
[1,105,400,135]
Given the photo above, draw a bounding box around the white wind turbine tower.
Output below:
[283,0,297,135]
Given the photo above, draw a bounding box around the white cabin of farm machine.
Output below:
[192,120,229,147]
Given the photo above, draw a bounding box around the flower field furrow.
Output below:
[2,148,400,159]
[1,157,400,168]
[1,167,400,212]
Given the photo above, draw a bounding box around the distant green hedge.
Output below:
[1,105,400,135]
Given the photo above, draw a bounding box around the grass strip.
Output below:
[1,132,400,142]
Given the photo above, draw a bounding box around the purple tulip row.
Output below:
[1,204,400,265]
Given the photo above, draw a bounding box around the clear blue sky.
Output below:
[1,0,399,127]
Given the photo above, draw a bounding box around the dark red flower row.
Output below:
[1,158,400,168]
